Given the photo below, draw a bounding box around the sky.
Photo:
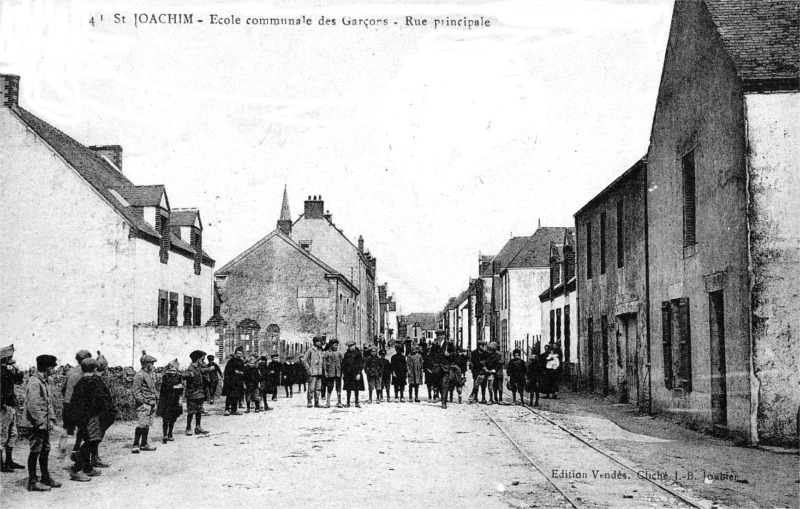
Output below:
[1,0,674,313]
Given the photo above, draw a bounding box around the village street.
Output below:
[2,384,795,509]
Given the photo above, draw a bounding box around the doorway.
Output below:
[618,314,640,406]
[709,291,727,427]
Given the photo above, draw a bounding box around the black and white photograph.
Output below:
[0,0,798,507]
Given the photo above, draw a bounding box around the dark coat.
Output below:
[266,360,282,391]
[342,349,365,391]
[71,375,115,430]
[380,358,392,384]
[390,353,407,386]
[0,365,23,409]
[507,358,527,387]
[470,348,490,376]
[222,357,245,398]
[423,353,439,384]
[281,362,295,386]
[363,354,382,378]
[244,363,260,392]
[293,362,307,384]
[156,371,183,420]
[526,356,542,392]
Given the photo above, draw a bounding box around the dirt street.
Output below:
[1,386,796,508]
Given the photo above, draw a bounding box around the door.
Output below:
[601,316,609,395]
[622,315,640,406]
[709,291,727,426]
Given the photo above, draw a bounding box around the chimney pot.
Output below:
[1,74,20,108]
[304,194,325,219]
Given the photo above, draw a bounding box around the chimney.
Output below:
[304,195,324,219]
[1,74,20,108]
[89,145,123,172]
[358,235,364,253]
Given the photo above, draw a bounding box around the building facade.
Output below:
[0,74,215,367]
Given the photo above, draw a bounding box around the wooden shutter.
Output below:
[661,301,673,389]
[193,297,202,326]
[600,211,607,274]
[550,310,555,343]
[586,222,593,279]
[682,151,696,247]
[564,305,571,364]
[184,296,193,326]
[676,298,692,391]
[616,199,624,268]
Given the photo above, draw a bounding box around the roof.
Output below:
[486,237,531,276]
[215,229,359,295]
[403,313,439,330]
[279,186,291,221]
[113,185,165,208]
[506,227,574,269]
[575,157,646,218]
[170,208,201,228]
[704,0,799,86]
[12,106,214,265]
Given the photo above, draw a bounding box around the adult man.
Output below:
[437,342,456,409]
[22,354,61,492]
[184,350,214,435]
[131,351,158,453]
[222,347,246,415]
[469,341,490,404]
[322,339,343,408]
[1,344,24,472]
[62,350,92,461]
[301,335,325,408]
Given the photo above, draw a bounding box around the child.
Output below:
[282,357,295,398]
[267,353,282,401]
[222,347,245,416]
[69,358,111,481]
[184,351,214,434]
[341,341,364,408]
[1,344,24,472]
[390,345,408,402]
[363,347,382,404]
[406,346,424,403]
[131,352,158,453]
[205,355,222,404]
[294,361,307,393]
[379,350,392,402]
[244,356,261,413]
[156,359,182,443]
[22,354,61,491]
[506,349,527,405]
[525,352,542,407]
[322,340,343,408]
[256,356,273,412]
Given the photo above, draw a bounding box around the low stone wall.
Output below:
[132,324,218,367]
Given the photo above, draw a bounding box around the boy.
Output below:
[506,349,527,405]
[69,357,110,482]
[244,356,261,413]
[282,357,295,398]
[21,354,61,491]
[62,350,92,462]
[205,355,223,404]
[131,351,158,453]
[267,353,282,401]
[157,359,183,443]
[363,346,382,404]
[1,344,24,472]
[257,356,274,412]
[322,339,343,408]
[379,349,392,402]
[184,350,213,434]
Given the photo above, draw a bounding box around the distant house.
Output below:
[539,229,578,377]
[0,75,215,366]
[401,312,439,343]
[475,255,494,344]
[644,0,798,445]
[496,227,573,358]
[378,283,398,344]
[575,159,647,405]
[215,189,362,347]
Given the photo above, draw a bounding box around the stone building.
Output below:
[0,74,215,367]
[400,313,439,343]
[378,283,398,344]
[574,159,648,406]
[475,255,494,344]
[644,0,798,445]
[538,228,578,379]
[214,188,361,347]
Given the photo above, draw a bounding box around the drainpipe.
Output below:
[644,162,653,415]
[335,280,339,340]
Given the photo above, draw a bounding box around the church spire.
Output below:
[277,185,292,235]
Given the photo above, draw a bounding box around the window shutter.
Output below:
[193,297,202,326]
[184,296,193,326]
[586,222,593,279]
[682,151,696,247]
[661,301,673,389]
[676,297,692,391]
[550,310,555,343]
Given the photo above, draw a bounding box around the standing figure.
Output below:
[184,351,214,433]
[341,341,364,408]
[282,357,295,398]
[406,346,424,403]
[469,341,490,404]
[294,360,307,393]
[267,353,283,401]
[486,342,505,405]
[437,342,456,409]
[379,350,392,402]
[222,347,246,416]
[363,347,382,404]
[70,357,114,481]
[322,340,343,408]
[62,350,92,462]
[243,356,261,413]
[506,349,527,405]
[427,343,441,402]
[302,336,325,408]
[131,351,158,453]
[390,345,408,402]
[157,359,183,443]
[205,355,223,404]
[0,344,24,472]
[22,354,61,491]
[525,351,542,407]
[256,356,273,412]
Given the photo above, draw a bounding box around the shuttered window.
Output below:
[158,290,169,326]
[662,298,692,391]
[169,292,179,326]
[616,199,624,268]
[184,296,193,326]
[682,151,696,248]
[156,211,170,264]
[564,305,571,364]
[193,297,202,326]
[550,310,555,343]
[600,211,607,274]
[556,308,562,340]
[586,222,593,279]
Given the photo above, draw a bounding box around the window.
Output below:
[549,310,555,343]
[616,200,624,268]
[600,211,607,275]
[191,229,202,275]
[193,297,202,326]
[169,292,179,326]
[682,150,697,247]
[156,211,170,264]
[564,305,571,364]
[550,256,561,289]
[586,222,593,279]
[661,298,692,391]
[157,290,168,326]
[183,296,193,326]
[556,308,562,340]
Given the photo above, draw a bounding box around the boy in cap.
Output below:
[282,356,295,398]
[22,354,61,491]
[379,349,392,402]
[205,355,222,404]
[256,356,274,412]
[69,357,110,481]
[184,351,214,434]
[157,359,183,443]
[506,349,527,405]
[131,351,158,453]
[244,355,261,413]
[363,346,382,404]
[301,336,325,408]
[341,341,364,408]
[322,339,343,408]
[266,353,283,402]
[1,344,24,472]
[62,349,92,462]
